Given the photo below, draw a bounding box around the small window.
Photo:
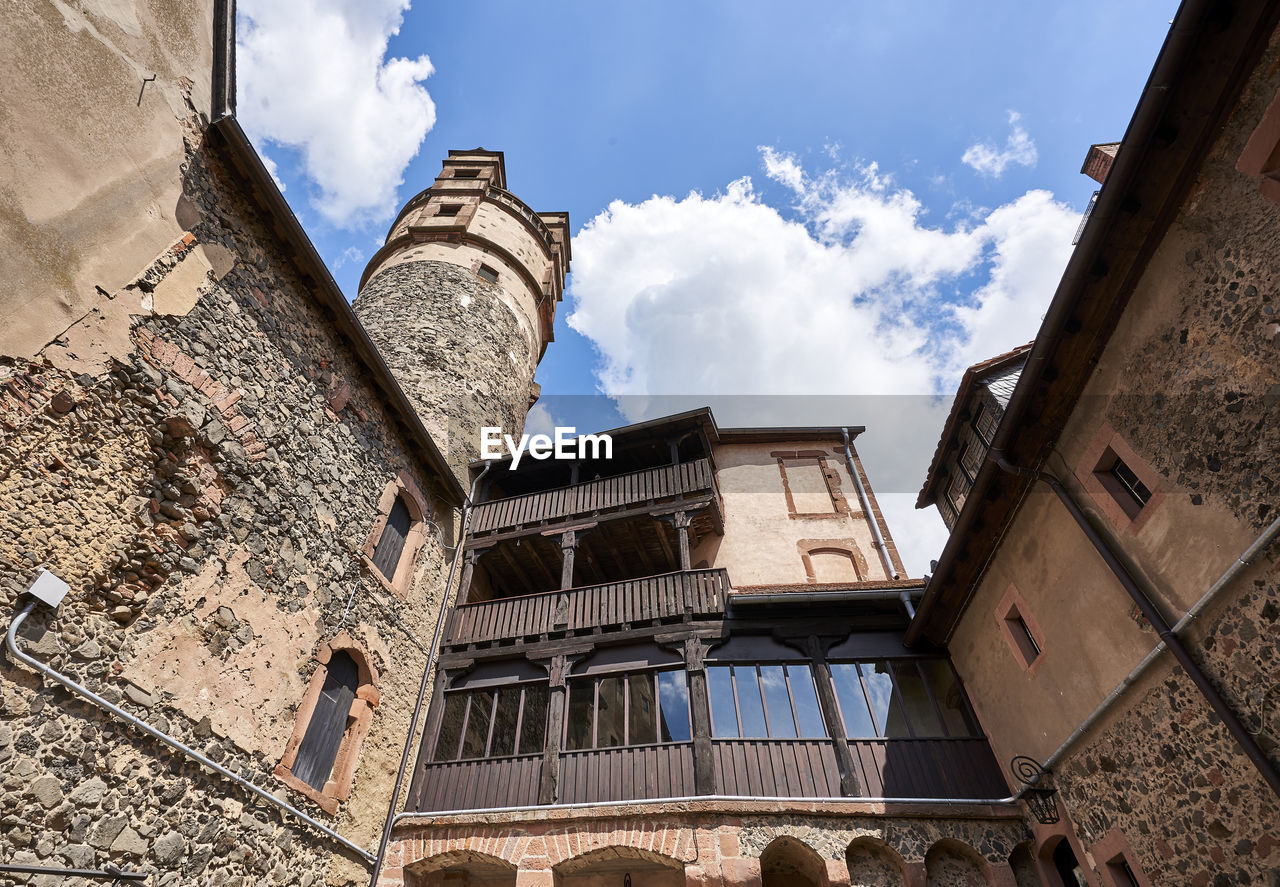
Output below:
[476,264,499,284]
[453,168,481,178]
[292,651,359,791]
[370,495,411,580]
[564,670,690,749]
[707,664,825,739]
[777,455,840,515]
[1094,448,1151,519]
[436,203,462,217]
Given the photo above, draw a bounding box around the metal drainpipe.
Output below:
[993,454,1280,797]
[1040,510,1280,772]
[368,462,493,887]
[842,427,899,580]
[5,600,375,863]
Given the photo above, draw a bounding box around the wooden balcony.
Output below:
[471,458,719,537]
[445,568,730,647]
[407,737,1007,812]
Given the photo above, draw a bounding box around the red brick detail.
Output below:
[251,286,269,307]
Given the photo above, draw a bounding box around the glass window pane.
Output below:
[759,665,797,738]
[861,662,909,737]
[892,661,943,737]
[460,690,495,758]
[787,666,827,738]
[831,664,876,738]
[657,671,691,742]
[434,693,468,761]
[628,674,658,745]
[489,689,520,756]
[518,684,549,754]
[708,666,738,738]
[735,666,768,738]
[919,660,980,737]
[596,676,626,748]
[565,681,594,750]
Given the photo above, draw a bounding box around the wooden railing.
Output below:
[711,739,844,798]
[471,458,716,535]
[411,754,542,812]
[847,738,1007,799]
[445,568,730,646]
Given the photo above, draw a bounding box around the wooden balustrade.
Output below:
[846,738,1008,799]
[445,568,730,646]
[557,744,696,804]
[471,458,716,535]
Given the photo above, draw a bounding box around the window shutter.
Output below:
[293,652,359,791]
[371,496,412,579]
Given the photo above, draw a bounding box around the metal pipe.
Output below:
[842,427,899,580]
[0,862,147,882]
[993,456,1280,797]
[899,590,917,621]
[5,600,374,863]
[387,791,1022,826]
[368,461,494,887]
[1039,511,1280,772]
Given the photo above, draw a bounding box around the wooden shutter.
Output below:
[293,651,359,791]
[371,496,412,579]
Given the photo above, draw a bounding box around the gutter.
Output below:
[992,457,1280,798]
[368,462,493,887]
[728,587,921,617]
[907,0,1234,646]
[6,598,375,863]
[842,427,898,579]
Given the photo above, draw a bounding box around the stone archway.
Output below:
[924,839,991,887]
[846,836,906,887]
[406,850,517,887]
[760,836,829,887]
[553,846,685,887]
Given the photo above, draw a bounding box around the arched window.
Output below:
[275,636,379,813]
[371,495,412,580]
[362,471,434,598]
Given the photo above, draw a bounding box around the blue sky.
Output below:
[236,0,1180,572]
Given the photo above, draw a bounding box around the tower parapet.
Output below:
[355,150,570,482]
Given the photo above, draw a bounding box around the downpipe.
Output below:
[842,427,899,580]
[368,462,493,887]
[5,599,375,863]
[993,453,1280,797]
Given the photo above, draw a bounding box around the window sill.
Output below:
[272,765,341,815]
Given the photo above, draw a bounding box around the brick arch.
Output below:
[924,838,992,887]
[553,845,686,874]
[541,821,697,867]
[406,849,517,887]
[409,849,518,874]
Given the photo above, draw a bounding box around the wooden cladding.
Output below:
[711,739,843,797]
[847,737,1006,799]
[414,754,543,811]
[558,744,696,804]
[471,458,717,535]
[445,568,730,646]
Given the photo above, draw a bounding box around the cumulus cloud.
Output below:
[566,148,1078,573]
[237,0,436,228]
[962,111,1038,178]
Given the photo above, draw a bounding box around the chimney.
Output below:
[1081,142,1121,184]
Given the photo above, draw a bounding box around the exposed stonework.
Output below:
[355,260,533,482]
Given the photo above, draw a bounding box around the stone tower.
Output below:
[354,149,570,481]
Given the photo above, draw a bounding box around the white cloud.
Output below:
[237,0,436,228]
[330,245,365,270]
[566,148,1078,574]
[962,111,1038,178]
[260,152,286,192]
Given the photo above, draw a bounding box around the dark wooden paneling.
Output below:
[472,458,716,534]
[557,744,695,804]
[847,738,1008,799]
[445,568,730,645]
[710,739,843,798]
[411,755,542,812]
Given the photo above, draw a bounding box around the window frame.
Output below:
[772,449,850,518]
[563,668,691,751]
[995,584,1048,673]
[1075,423,1165,534]
[274,633,379,814]
[707,662,828,740]
[432,679,550,762]
[361,470,434,599]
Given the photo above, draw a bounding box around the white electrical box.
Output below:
[27,569,69,609]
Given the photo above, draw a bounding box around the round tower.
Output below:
[354,150,570,482]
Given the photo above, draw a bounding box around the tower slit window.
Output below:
[371,495,411,580]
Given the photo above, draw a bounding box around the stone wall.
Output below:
[0,112,454,886]
[355,261,536,482]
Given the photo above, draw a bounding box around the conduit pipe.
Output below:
[993,455,1280,798]
[368,462,493,887]
[842,427,899,580]
[5,599,375,863]
[1038,510,1280,774]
